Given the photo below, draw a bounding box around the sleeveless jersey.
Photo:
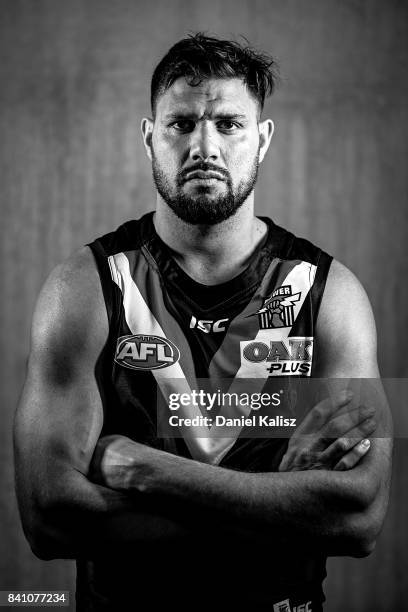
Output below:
[77,212,333,611]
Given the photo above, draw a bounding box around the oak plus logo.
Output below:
[240,337,313,377]
[250,285,301,329]
[190,315,229,334]
[115,334,180,371]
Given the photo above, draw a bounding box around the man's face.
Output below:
[145,77,266,225]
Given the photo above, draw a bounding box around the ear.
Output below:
[141,117,154,161]
[258,119,274,163]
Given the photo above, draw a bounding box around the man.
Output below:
[14,34,392,611]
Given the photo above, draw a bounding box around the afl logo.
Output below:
[115,334,180,371]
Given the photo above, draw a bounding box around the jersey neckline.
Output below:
[141,211,292,313]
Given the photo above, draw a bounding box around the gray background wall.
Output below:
[1,1,407,610]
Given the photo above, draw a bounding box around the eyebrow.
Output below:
[163,111,248,121]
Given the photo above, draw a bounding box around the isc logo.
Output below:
[115,334,180,371]
[190,315,229,334]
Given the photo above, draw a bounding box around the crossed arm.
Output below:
[13,249,393,560]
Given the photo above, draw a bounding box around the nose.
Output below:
[189,121,220,162]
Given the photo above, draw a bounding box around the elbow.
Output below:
[15,471,82,560]
[330,522,377,559]
[347,482,390,558]
[24,515,77,561]
[346,521,377,558]
[328,482,388,558]
[350,538,376,558]
[330,477,383,557]
[24,505,66,560]
[29,538,58,561]
[342,504,385,559]
[22,518,61,561]
[18,495,69,561]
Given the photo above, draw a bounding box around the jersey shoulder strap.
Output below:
[87,212,154,325]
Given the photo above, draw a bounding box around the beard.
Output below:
[151,152,260,226]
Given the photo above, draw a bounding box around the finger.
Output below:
[320,405,376,442]
[295,390,354,435]
[318,416,377,465]
[333,439,371,471]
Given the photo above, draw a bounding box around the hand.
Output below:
[278,390,376,472]
[88,435,172,493]
[88,434,143,490]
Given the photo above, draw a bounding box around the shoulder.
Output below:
[42,246,100,291]
[317,259,375,332]
[314,259,379,377]
[35,246,104,324]
[31,247,108,363]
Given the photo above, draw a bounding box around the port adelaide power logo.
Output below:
[241,284,313,376]
[115,334,180,371]
[249,285,301,329]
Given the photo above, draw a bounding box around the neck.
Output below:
[153,195,268,285]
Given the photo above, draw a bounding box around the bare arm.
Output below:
[13,248,203,560]
[91,260,393,557]
[311,259,393,544]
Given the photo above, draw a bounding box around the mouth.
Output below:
[184,170,226,181]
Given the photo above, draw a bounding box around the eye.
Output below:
[170,120,195,133]
[216,119,241,132]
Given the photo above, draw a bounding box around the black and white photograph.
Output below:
[1,1,407,611]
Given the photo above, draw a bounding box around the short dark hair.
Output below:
[150,33,278,116]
